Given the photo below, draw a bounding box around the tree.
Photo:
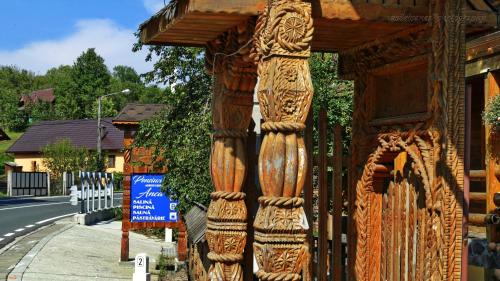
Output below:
[42,139,99,178]
[310,53,353,151]
[113,65,141,84]
[0,66,36,131]
[132,45,212,213]
[69,48,111,119]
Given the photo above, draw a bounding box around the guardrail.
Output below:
[76,172,115,213]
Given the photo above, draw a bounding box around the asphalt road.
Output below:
[0,194,122,248]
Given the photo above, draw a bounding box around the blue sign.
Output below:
[130,174,178,223]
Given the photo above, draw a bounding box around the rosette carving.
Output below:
[205,20,257,281]
[252,0,313,280]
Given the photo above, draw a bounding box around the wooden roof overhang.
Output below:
[466,30,500,76]
[139,0,498,52]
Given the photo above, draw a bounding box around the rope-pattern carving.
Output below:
[211,191,246,200]
[207,252,243,263]
[261,121,306,132]
[255,270,301,281]
[212,129,248,138]
[258,196,304,207]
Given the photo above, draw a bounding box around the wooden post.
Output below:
[121,128,134,262]
[204,20,257,280]
[486,72,500,243]
[332,124,343,281]
[252,0,314,279]
[304,112,314,280]
[463,82,471,281]
[318,109,328,281]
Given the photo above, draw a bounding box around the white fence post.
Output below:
[104,173,109,209]
[7,170,12,197]
[110,173,114,208]
[47,172,51,197]
[97,173,102,211]
[86,174,90,213]
[63,172,67,196]
[91,172,95,212]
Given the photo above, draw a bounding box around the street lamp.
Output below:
[97,89,131,166]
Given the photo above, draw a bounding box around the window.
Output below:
[107,155,116,168]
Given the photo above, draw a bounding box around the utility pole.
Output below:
[97,89,131,169]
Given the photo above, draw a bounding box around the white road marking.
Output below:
[0,202,69,211]
[35,213,76,225]
[15,228,24,232]
[26,225,35,228]
[4,233,14,237]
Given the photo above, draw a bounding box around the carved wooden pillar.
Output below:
[252,1,314,280]
[205,20,257,281]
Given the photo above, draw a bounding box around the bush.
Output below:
[483,95,500,129]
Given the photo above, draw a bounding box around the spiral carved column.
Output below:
[252,1,314,280]
[205,20,257,281]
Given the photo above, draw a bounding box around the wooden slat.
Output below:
[469,213,487,226]
[470,169,487,179]
[470,192,487,202]
[318,109,329,281]
[331,124,343,281]
[303,111,314,280]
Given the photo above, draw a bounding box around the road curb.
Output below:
[6,223,74,280]
[0,213,76,249]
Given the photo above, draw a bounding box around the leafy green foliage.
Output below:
[0,66,37,131]
[42,138,100,178]
[483,94,500,129]
[132,45,212,214]
[69,48,112,119]
[310,53,353,151]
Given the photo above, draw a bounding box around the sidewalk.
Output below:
[7,219,170,281]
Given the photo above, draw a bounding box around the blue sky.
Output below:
[0,0,165,74]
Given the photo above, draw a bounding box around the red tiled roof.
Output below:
[6,118,123,153]
[20,88,56,105]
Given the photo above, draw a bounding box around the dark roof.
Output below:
[0,128,9,141]
[20,88,56,105]
[113,103,166,124]
[7,118,123,153]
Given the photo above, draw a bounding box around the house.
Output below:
[6,119,124,173]
[19,88,56,110]
[0,128,9,141]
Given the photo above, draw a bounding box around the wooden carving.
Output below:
[347,0,465,279]
[252,0,314,280]
[205,19,257,281]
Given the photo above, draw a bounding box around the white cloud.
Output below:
[0,19,153,75]
[143,0,166,14]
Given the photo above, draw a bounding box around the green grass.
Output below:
[0,130,23,154]
[0,130,23,175]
